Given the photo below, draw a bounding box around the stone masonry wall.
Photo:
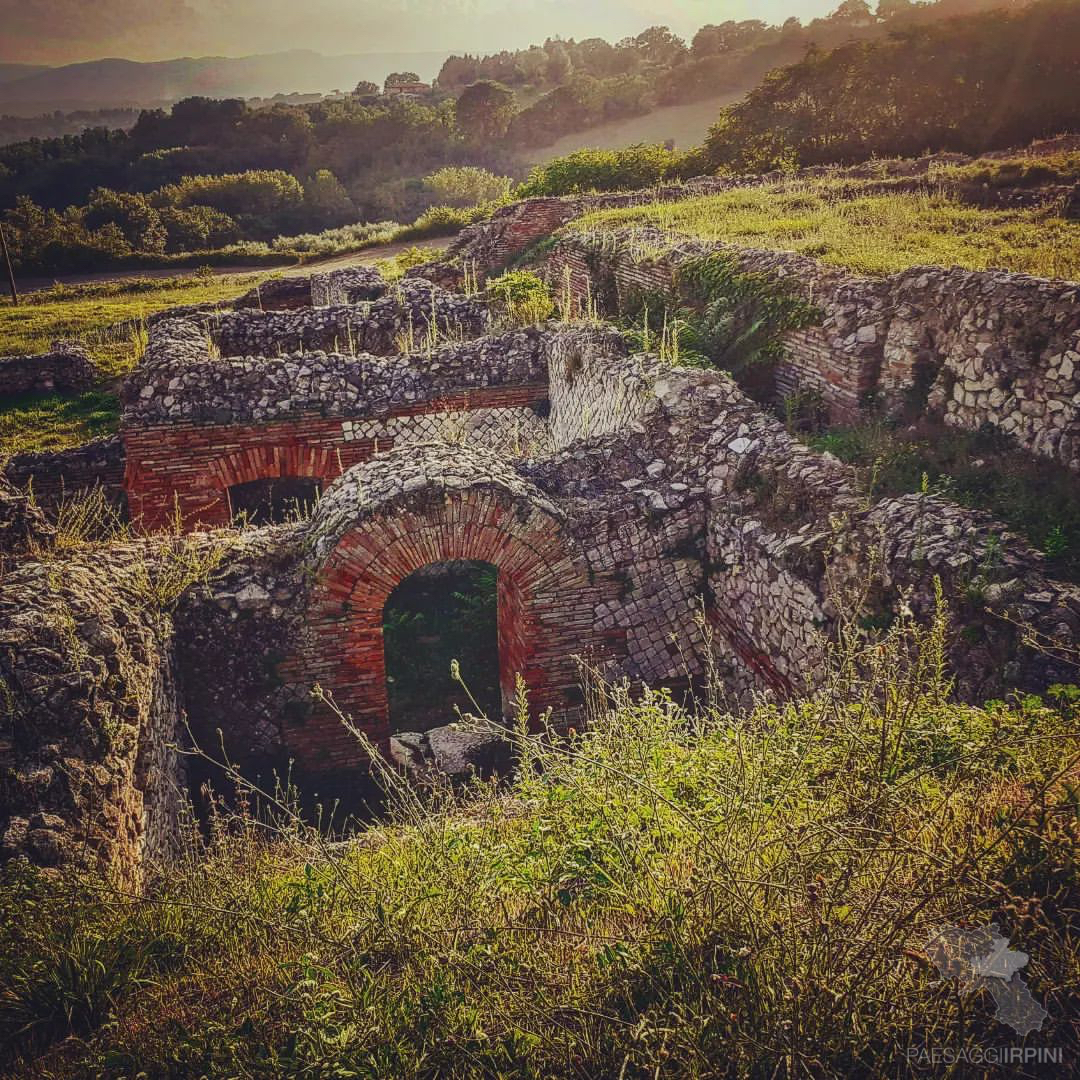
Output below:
[0,342,97,398]
[3,436,127,513]
[0,547,187,884]
[207,278,489,358]
[543,229,1080,470]
[122,319,569,530]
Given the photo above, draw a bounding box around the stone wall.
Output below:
[206,278,489,358]
[543,229,1080,471]
[2,437,127,513]
[0,342,96,398]
[122,319,570,531]
[0,547,186,884]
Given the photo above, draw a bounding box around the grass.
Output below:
[807,419,1080,582]
[932,149,1080,189]
[572,182,1080,278]
[0,274,256,456]
[0,390,120,455]
[1,605,1078,1077]
[0,274,254,364]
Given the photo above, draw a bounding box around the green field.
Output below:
[530,94,738,163]
[0,274,255,455]
[573,182,1080,278]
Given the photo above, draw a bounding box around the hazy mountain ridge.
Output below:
[0,50,448,115]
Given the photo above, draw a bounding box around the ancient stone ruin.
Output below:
[2,183,1079,883]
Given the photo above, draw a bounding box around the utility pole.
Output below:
[0,219,17,304]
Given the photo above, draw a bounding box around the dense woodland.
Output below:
[0,0,1072,274]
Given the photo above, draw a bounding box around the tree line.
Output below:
[1,0,1067,275]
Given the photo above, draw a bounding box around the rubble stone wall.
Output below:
[3,437,127,512]
[207,278,490,358]
[543,230,1080,470]
[0,550,186,884]
[0,343,97,398]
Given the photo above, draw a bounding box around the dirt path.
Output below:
[18,236,449,294]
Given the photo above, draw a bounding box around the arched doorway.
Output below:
[294,444,626,768]
[382,560,500,732]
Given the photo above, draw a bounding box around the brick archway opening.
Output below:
[382,559,501,734]
[291,446,624,771]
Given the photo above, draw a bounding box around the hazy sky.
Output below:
[1,0,841,65]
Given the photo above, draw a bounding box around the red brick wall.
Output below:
[124,386,546,532]
[283,487,626,769]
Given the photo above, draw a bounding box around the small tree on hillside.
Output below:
[352,80,380,96]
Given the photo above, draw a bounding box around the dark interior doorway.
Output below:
[382,560,501,733]
[228,476,321,525]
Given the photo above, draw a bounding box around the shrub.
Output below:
[518,143,694,197]
[486,269,555,326]
[620,249,821,373]
[270,220,400,257]
[422,166,514,208]
[396,202,495,240]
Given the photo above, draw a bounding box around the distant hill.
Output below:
[0,63,51,87]
[0,50,447,115]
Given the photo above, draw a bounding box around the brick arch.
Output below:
[128,440,349,530]
[199,444,343,519]
[287,446,623,769]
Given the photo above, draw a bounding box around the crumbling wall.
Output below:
[207,278,489,357]
[543,229,1080,471]
[122,322,560,531]
[0,548,186,885]
[2,437,127,513]
[0,342,97,398]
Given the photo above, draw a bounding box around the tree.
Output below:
[830,0,876,21]
[84,188,167,254]
[436,55,480,90]
[877,0,917,17]
[455,80,517,142]
[630,26,688,67]
[546,41,573,85]
[385,72,421,90]
[303,169,355,226]
[352,80,379,96]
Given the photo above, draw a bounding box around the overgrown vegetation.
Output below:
[620,252,821,373]
[383,562,501,732]
[518,143,698,197]
[2,601,1078,1077]
[807,418,1080,582]
[573,182,1080,277]
[487,270,556,326]
[0,273,253,453]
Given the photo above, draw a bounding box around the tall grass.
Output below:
[2,598,1077,1077]
[573,181,1080,278]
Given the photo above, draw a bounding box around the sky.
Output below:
[0,0,841,66]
